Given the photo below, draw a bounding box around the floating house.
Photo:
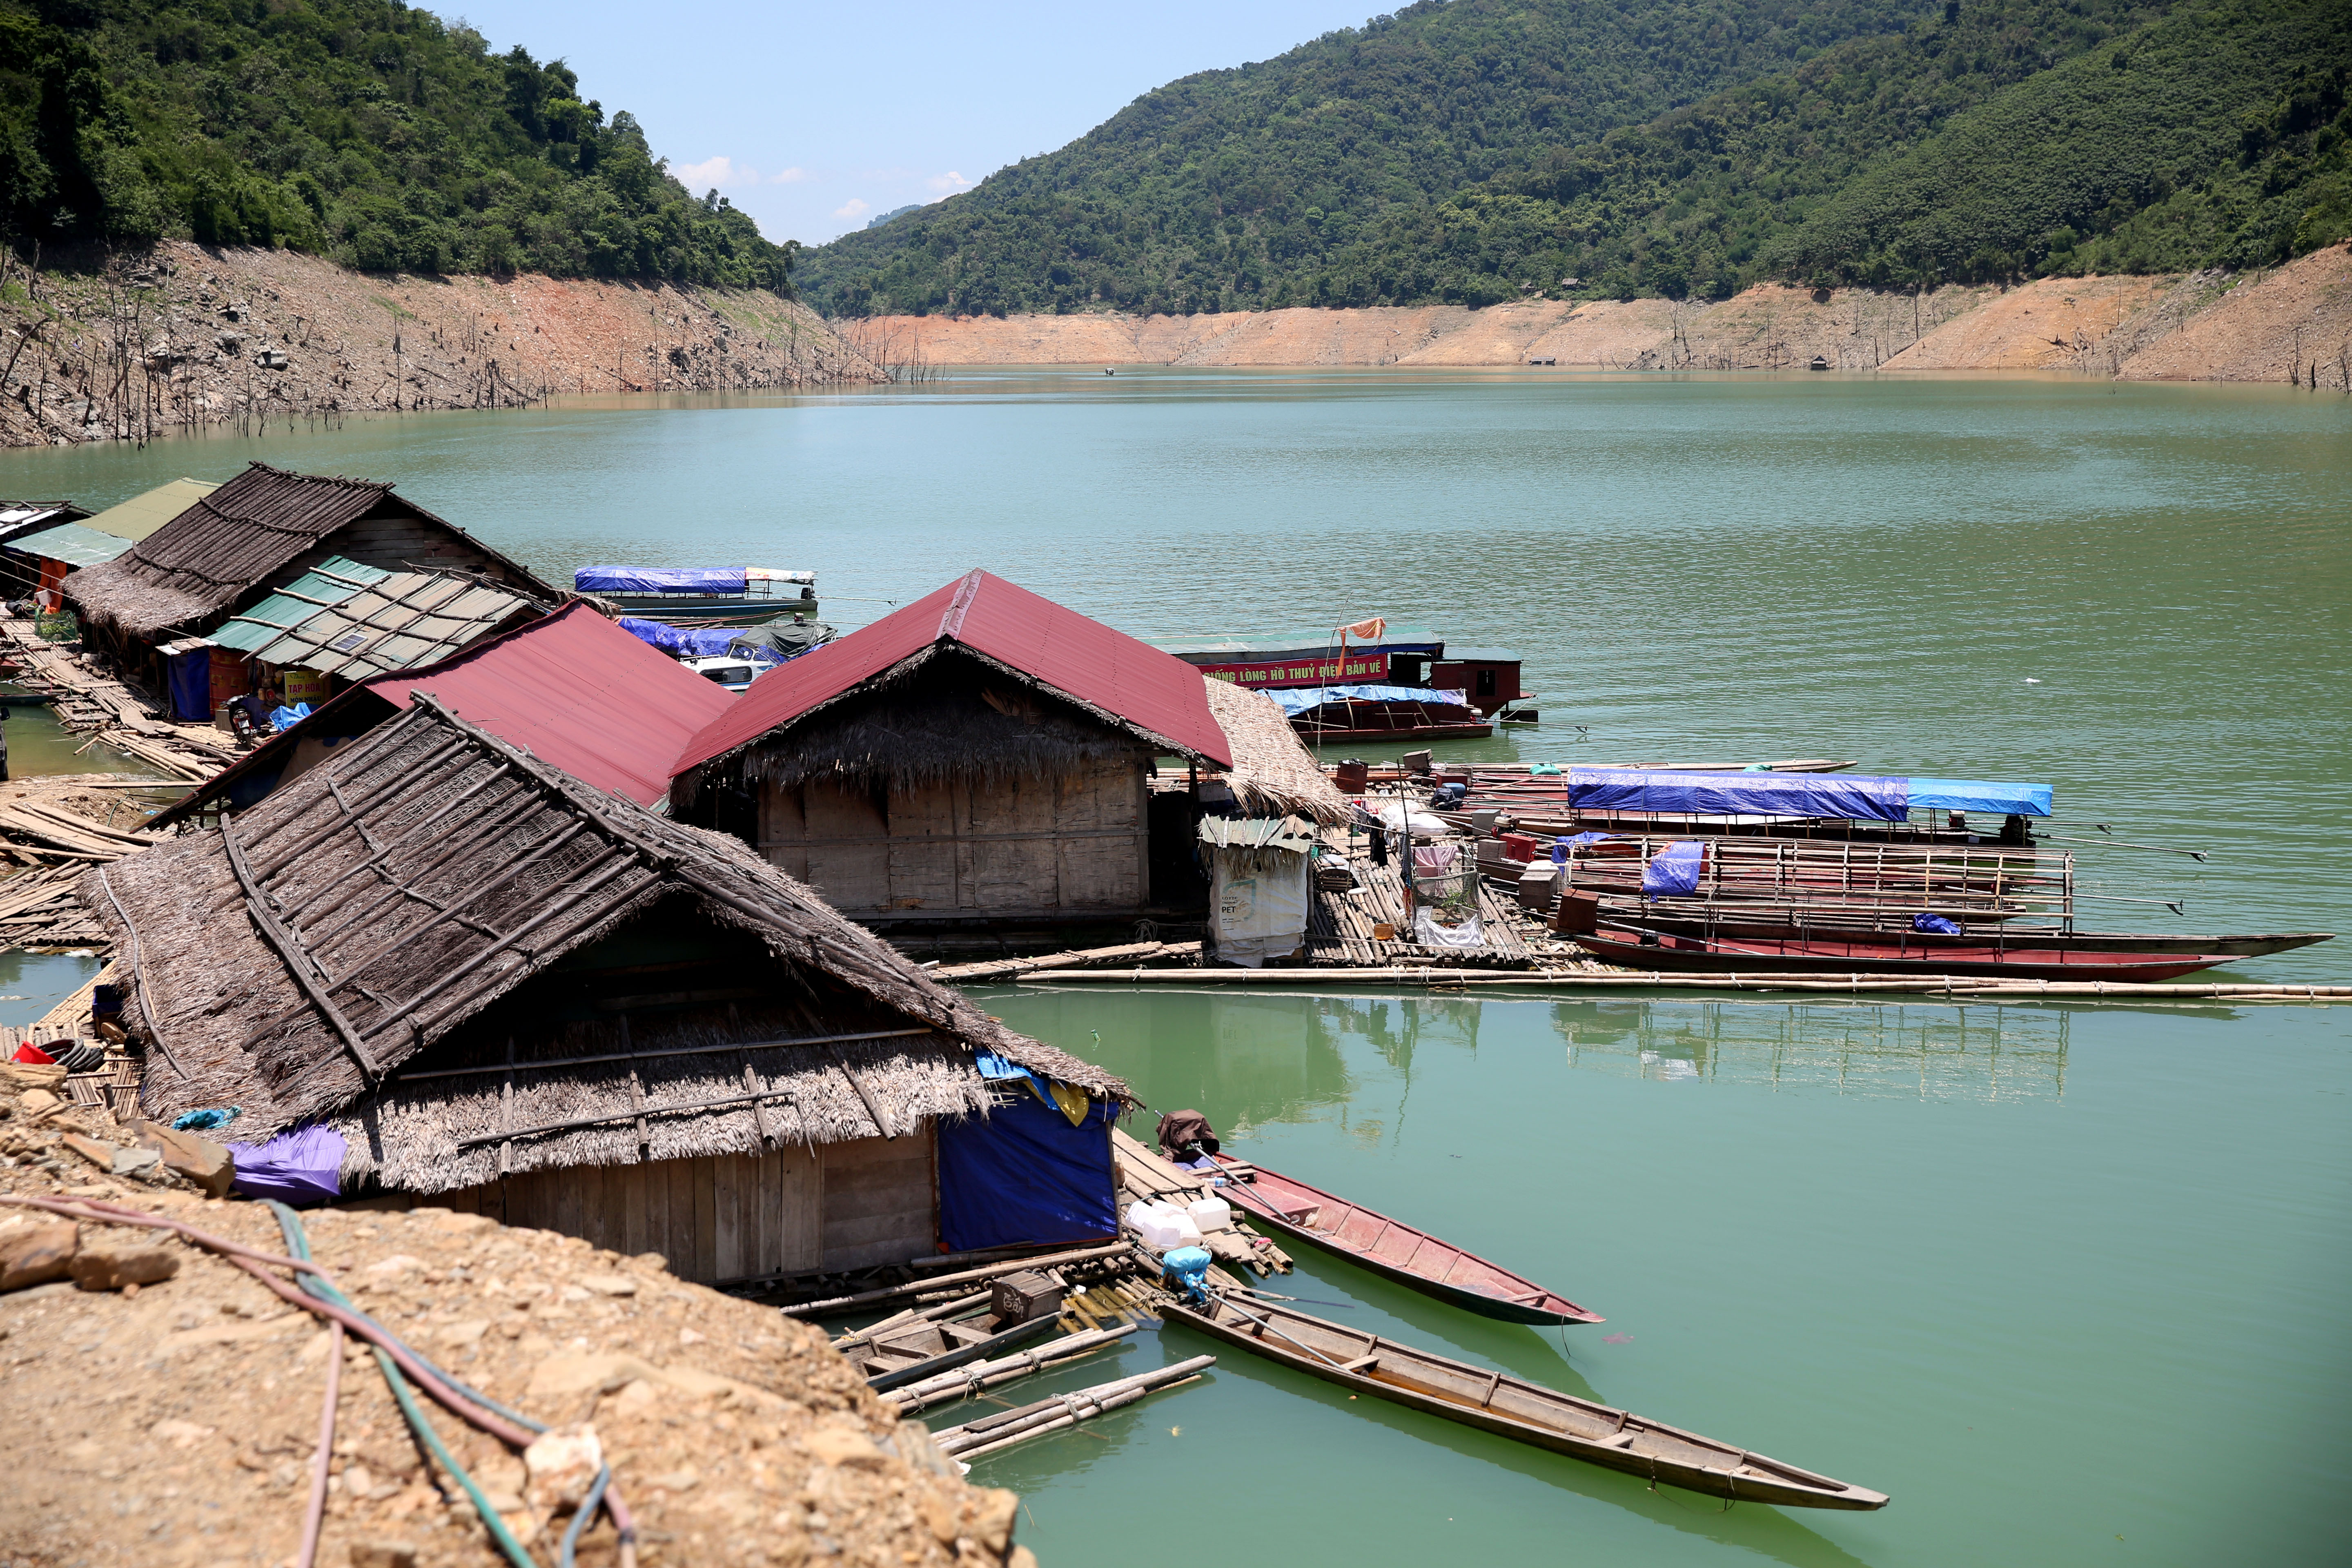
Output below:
[65,462,556,700]
[1198,816,1319,967]
[1147,625,1446,690]
[0,478,224,610]
[670,570,1235,930]
[1428,646,1526,717]
[154,602,737,826]
[89,696,1131,1283]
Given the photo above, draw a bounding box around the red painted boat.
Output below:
[1209,1154,1602,1327]
[1566,925,2243,982]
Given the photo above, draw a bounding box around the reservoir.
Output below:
[1,368,2345,1565]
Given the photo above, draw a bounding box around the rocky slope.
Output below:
[1,242,884,449]
[835,246,2352,384]
[0,1074,1032,1568]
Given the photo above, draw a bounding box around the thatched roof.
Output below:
[741,648,1153,793]
[65,461,549,640]
[1201,677,1353,825]
[83,696,1129,1192]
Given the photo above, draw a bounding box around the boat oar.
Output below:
[1203,1288,1359,1370]
[2042,834,2208,861]
[1227,1283,1358,1310]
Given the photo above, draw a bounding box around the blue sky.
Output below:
[447,1,1376,246]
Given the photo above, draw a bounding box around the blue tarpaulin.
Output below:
[1906,777,2054,816]
[576,566,748,594]
[937,1091,1118,1252]
[1642,840,1707,897]
[618,617,753,657]
[1569,768,1912,821]
[1266,683,1473,717]
[168,648,211,720]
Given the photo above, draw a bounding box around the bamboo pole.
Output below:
[932,1357,1215,1459]
[880,1323,1139,1414]
[774,1242,1131,1316]
[1017,968,2350,1000]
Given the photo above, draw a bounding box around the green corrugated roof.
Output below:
[7,521,136,567]
[210,557,388,653]
[77,477,221,543]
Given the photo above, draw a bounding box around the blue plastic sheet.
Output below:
[1905,777,2053,816]
[1913,913,1963,935]
[1642,840,1707,897]
[1266,683,1472,716]
[936,1091,1118,1252]
[1568,768,1913,822]
[225,1125,345,1205]
[168,648,211,721]
[617,617,753,658]
[575,566,747,595]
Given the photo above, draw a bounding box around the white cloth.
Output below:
[1209,851,1311,967]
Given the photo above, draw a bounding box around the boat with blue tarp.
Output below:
[1270,683,1494,742]
[575,565,820,625]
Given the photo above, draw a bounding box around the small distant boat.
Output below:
[1209,1154,1599,1326]
[1276,685,1494,743]
[1158,1293,1889,1510]
[573,566,820,626]
[1808,354,1831,370]
[1566,924,2243,982]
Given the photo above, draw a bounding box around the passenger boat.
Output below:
[1208,1154,1600,1326]
[573,566,820,626]
[1612,912,2333,959]
[843,1302,1063,1392]
[1565,924,2243,982]
[1158,1293,1889,1510]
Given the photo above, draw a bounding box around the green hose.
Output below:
[270,1203,546,1568]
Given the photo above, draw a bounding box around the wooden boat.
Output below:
[574,566,821,627]
[1617,912,2334,959]
[1567,925,2241,982]
[850,1305,1063,1392]
[1208,1154,1601,1326]
[1159,1293,1888,1510]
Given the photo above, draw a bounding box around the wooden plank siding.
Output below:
[759,757,1150,920]
[436,1125,934,1283]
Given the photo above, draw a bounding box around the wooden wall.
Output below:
[759,757,1150,920]
[434,1125,935,1283]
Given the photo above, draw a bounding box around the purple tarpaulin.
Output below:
[226,1125,346,1205]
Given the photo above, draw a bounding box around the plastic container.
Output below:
[1126,1201,1196,1251]
[1186,1195,1233,1234]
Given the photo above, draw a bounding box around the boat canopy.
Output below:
[1267,683,1473,716]
[618,616,756,658]
[575,566,815,594]
[1562,768,2051,821]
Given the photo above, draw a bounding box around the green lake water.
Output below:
[1,369,2345,1564]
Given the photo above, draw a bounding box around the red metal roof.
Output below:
[363,601,736,804]
[673,570,1233,775]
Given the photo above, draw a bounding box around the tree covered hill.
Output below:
[0,0,795,289]
[800,0,2351,316]
[794,0,1940,317]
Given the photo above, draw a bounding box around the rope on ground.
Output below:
[295,1319,343,1568]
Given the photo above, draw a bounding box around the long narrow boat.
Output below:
[851,1309,1063,1392]
[1567,925,2241,982]
[1209,1154,1601,1327]
[1159,1292,1888,1510]
[1615,912,2334,959]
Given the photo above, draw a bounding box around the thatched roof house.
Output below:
[154,603,737,826]
[671,570,1234,930]
[65,461,554,646]
[1200,677,1352,825]
[85,695,1129,1282]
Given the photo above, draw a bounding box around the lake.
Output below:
[2,368,2346,1565]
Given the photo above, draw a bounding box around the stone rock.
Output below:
[970,1488,1020,1553]
[59,1133,119,1171]
[69,1241,180,1291]
[522,1423,602,1512]
[129,1121,234,1198]
[151,1418,215,1447]
[576,1272,637,1296]
[346,1540,419,1568]
[15,1087,60,1112]
[0,1220,78,1290]
[802,1425,886,1471]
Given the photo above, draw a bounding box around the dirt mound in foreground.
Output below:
[0,1087,1030,1568]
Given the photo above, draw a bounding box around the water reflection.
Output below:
[1552,999,2069,1102]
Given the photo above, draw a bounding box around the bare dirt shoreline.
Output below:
[839,246,2352,386]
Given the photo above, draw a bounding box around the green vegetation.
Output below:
[0,0,795,289]
[795,0,1936,316]
[802,0,2351,315]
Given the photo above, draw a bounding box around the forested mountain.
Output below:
[799,0,2351,316]
[0,0,794,288]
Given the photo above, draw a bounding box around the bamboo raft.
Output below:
[1306,831,1534,968]
[1158,1291,1888,1510]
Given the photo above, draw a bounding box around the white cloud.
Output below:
[833,198,870,220]
[769,167,807,184]
[675,155,760,189]
[927,171,974,194]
